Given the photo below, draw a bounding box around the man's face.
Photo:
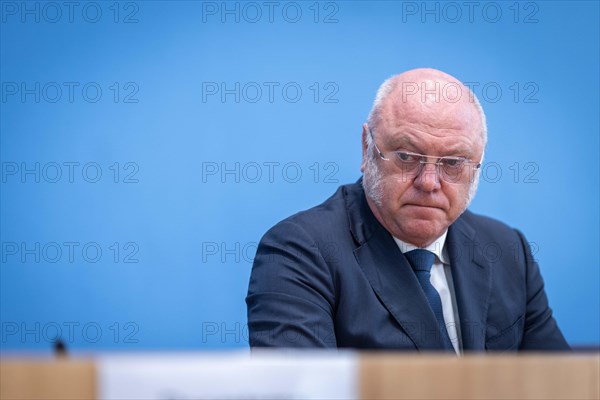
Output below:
[361,87,484,248]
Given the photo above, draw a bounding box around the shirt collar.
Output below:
[392,230,449,264]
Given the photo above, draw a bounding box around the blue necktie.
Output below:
[404,249,454,351]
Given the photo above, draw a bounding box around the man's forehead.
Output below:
[382,102,477,133]
[377,108,483,155]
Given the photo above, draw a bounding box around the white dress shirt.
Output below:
[393,232,462,354]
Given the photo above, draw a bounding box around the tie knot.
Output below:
[405,249,436,272]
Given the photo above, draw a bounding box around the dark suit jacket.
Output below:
[246,180,569,351]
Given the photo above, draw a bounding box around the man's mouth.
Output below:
[405,203,443,210]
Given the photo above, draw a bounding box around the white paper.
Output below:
[97,350,358,399]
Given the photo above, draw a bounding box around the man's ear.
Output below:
[361,123,368,173]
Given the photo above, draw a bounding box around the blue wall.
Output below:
[1,1,598,352]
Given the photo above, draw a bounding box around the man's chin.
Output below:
[395,217,445,247]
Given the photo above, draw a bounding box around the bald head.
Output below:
[367,68,487,148]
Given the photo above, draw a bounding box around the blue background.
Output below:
[1,0,598,352]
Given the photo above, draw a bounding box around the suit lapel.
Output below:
[345,181,450,350]
[446,217,492,351]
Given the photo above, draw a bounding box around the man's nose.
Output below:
[413,162,441,192]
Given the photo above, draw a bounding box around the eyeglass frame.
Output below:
[367,126,482,183]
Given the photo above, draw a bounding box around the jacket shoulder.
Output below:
[262,183,356,242]
[460,209,521,239]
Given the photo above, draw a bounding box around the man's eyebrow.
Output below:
[389,135,473,157]
[387,135,416,149]
[441,145,472,157]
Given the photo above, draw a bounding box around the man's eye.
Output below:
[397,152,419,162]
[442,158,465,167]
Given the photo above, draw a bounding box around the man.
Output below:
[246,68,569,352]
